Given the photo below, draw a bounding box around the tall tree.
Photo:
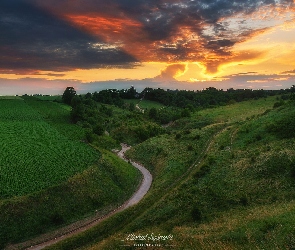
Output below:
[62,87,76,105]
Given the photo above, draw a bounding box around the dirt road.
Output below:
[7,144,152,250]
[118,144,152,208]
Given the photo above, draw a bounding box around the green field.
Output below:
[22,96,83,140]
[0,99,99,198]
[47,96,295,250]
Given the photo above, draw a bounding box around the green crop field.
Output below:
[0,99,99,199]
[22,96,84,140]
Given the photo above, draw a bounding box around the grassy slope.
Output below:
[0,98,141,248]
[47,96,295,250]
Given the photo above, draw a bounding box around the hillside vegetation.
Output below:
[47,94,295,250]
[0,97,141,248]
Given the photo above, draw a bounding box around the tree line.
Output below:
[61,85,294,145]
[63,85,295,110]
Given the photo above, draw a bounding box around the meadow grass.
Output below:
[196,96,277,123]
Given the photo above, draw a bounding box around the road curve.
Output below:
[118,144,152,208]
[7,144,152,250]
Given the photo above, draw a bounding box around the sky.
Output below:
[1,0,295,95]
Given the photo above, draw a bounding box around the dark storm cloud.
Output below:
[0,0,137,72]
[114,0,293,40]
[206,39,236,53]
[32,0,294,45]
[110,0,294,69]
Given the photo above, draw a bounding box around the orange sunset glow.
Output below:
[1,0,295,95]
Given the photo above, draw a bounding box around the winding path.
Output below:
[7,144,152,250]
[118,144,152,208]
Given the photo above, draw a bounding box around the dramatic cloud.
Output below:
[0,0,137,74]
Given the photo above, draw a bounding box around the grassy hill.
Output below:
[0,97,141,248]
[47,96,295,250]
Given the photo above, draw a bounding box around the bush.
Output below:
[194,134,201,140]
[93,124,104,136]
[175,133,181,140]
[191,207,202,222]
[85,128,95,143]
[267,115,295,138]
[239,196,249,206]
[193,164,210,179]
[273,100,285,108]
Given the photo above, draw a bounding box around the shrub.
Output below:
[93,124,104,136]
[193,164,210,179]
[239,196,249,206]
[175,133,181,140]
[267,115,295,138]
[85,128,95,143]
[191,207,202,222]
[273,100,285,108]
[194,134,201,140]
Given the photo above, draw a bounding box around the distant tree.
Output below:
[121,86,138,99]
[62,87,76,105]
[85,92,92,99]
